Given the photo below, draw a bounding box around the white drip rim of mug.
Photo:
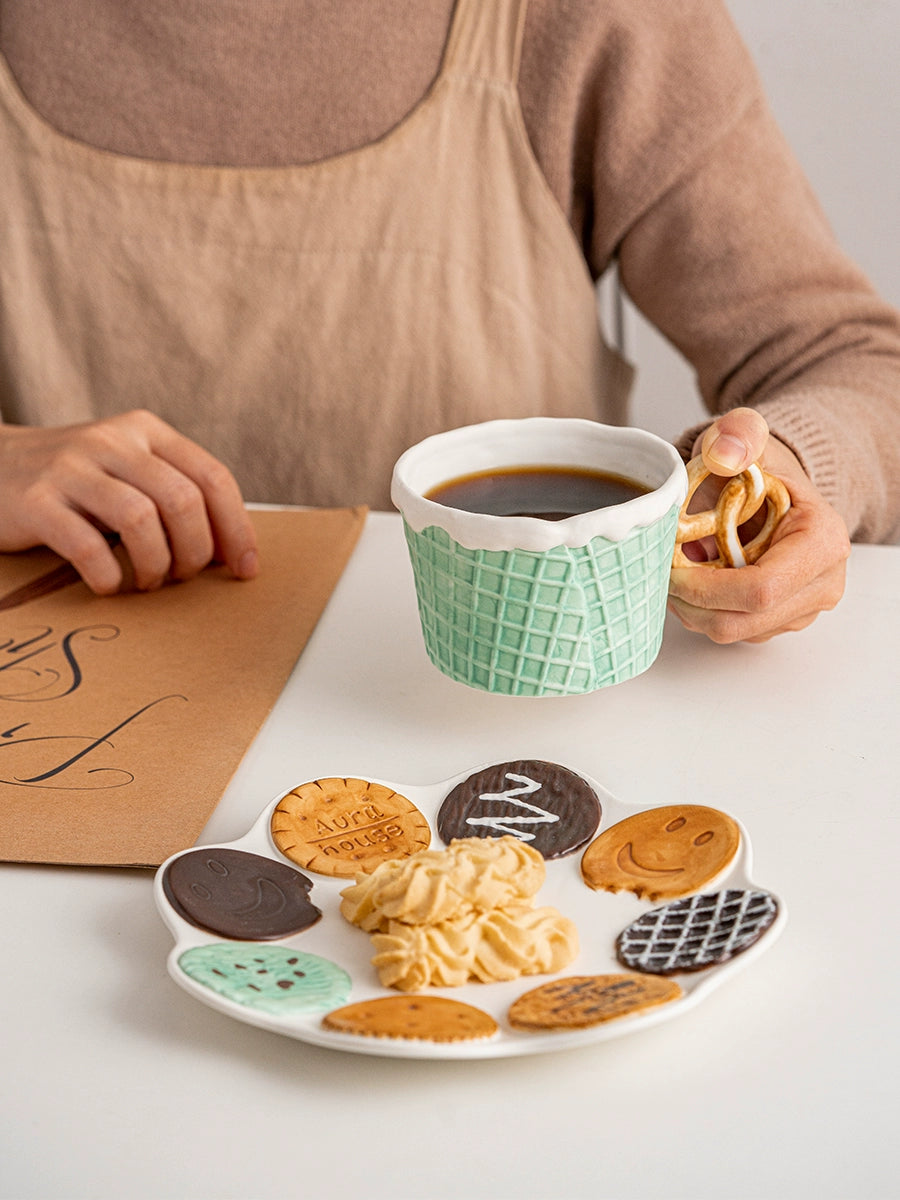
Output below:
[391,418,689,551]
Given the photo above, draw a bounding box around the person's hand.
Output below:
[0,410,259,594]
[667,407,850,642]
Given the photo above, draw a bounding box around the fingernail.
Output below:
[237,550,258,579]
[706,433,748,473]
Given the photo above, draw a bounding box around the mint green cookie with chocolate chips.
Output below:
[178,943,350,1016]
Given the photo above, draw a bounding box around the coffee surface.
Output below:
[425,466,649,519]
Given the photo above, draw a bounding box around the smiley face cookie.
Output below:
[616,889,779,975]
[177,944,351,1016]
[162,848,321,940]
[271,777,431,877]
[581,805,740,901]
[437,760,601,859]
[322,995,499,1043]
[508,973,683,1031]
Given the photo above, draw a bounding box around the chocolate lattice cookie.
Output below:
[616,889,779,975]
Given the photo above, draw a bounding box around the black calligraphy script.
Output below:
[0,624,120,701]
[0,623,187,791]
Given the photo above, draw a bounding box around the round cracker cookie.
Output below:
[437,759,601,860]
[177,944,351,1016]
[162,847,321,940]
[322,995,498,1043]
[616,888,779,975]
[271,777,431,877]
[508,973,682,1031]
[581,805,740,901]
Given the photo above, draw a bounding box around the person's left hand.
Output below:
[667,408,851,643]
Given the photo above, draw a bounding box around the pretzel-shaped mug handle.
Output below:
[672,457,791,568]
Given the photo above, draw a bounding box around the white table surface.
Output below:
[2,513,898,1200]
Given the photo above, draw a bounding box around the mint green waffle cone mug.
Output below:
[391,418,688,697]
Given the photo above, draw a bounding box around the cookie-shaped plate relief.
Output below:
[437,760,600,859]
[616,889,779,975]
[508,974,683,1031]
[162,848,321,940]
[581,805,740,901]
[178,944,350,1016]
[322,995,499,1043]
[271,777,431,877]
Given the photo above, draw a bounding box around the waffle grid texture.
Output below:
[403,505,678,695]
[616,889,779,974]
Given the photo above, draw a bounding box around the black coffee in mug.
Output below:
[425,465,650,521]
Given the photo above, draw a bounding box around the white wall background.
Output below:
[618,0,900,442]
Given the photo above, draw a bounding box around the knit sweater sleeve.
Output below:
[574,0,900,543]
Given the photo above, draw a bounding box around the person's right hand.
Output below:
[0,410,259,594]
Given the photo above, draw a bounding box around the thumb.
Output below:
[700,407,769,477]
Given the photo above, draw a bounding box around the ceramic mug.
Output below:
[391,418,688,697]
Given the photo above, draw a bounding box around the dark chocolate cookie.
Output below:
[437,760,601,860]
[163,847,321,940]
[616,889,779,975]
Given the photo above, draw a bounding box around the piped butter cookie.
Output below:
[271,777,431,877]
[339,837,578,990]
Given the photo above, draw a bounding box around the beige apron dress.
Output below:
[0,0,632,510]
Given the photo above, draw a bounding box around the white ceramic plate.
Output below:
[154,763,786,1059]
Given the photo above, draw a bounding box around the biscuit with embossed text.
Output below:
[271,777,431,877]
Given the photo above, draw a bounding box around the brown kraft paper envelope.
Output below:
[0,507,366,867]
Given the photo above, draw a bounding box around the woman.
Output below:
[0,0,895,641]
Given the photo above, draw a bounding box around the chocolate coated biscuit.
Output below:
[163,847,321,940]
[437,760,600,860]
[616,889,779,975]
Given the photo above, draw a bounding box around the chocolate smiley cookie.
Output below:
[437,760,601,859]
[162,847,321,940]
[616,889,779,975]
